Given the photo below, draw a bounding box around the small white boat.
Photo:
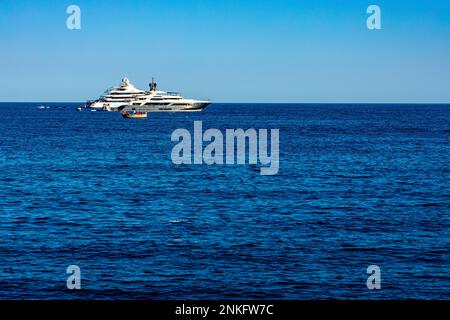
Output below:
[76,107,83,112]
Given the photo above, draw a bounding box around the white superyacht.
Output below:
[86,77,210,112]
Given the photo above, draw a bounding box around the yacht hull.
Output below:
[119,102,210,113]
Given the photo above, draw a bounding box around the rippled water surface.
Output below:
[0,103,449,299]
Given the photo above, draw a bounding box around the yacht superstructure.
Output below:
[86,77,150,111]
[86,78,210,113]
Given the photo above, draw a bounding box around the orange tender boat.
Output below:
[121,111,148,119]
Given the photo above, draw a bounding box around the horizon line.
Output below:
[1,101,450,105]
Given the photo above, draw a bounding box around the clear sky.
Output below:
[1,0,450,102]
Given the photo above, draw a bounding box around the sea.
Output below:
[0,103,448,299]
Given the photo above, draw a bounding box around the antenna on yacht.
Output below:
[149,77,157,92]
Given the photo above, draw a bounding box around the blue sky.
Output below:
[0,0,450,102]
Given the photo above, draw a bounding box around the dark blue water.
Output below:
[0,103,449,299]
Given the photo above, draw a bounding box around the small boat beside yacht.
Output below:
[122,110,147,119]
